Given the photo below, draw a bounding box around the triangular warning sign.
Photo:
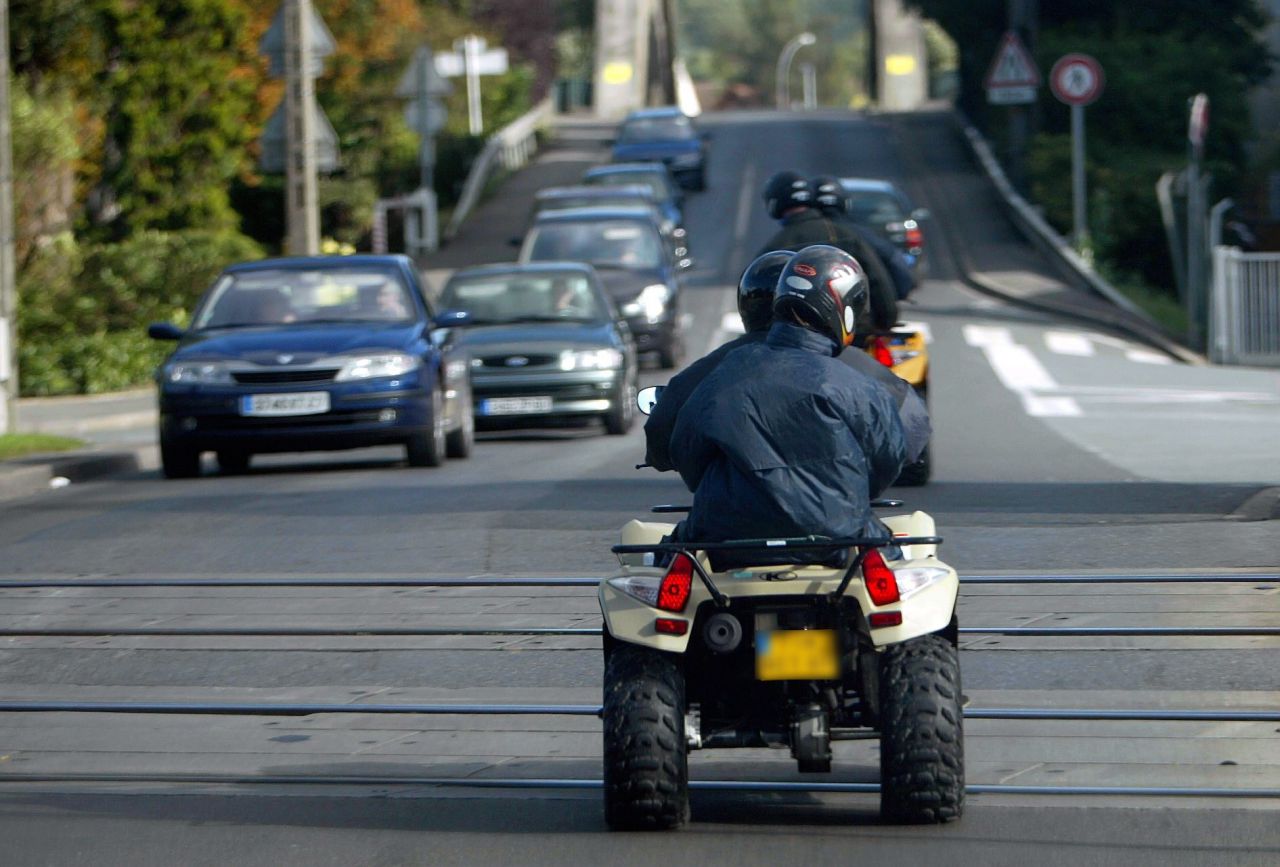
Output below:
[984,31,1041,88]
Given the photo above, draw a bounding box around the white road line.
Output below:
[1125,349,1173,365]
[720,311,745,335]
[733,163,758,250]
[964,324,1083,417]
[1045,331,1095,356]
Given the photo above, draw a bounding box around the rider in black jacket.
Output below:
[811,174,916,300]
[756,171,899,335]
[669,245,907,553]
[645,250,930,472]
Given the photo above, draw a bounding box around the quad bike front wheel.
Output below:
[602,642,690,830]
[878,633,965,824]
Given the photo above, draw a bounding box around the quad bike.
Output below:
[866,324,930,486]
[599,387,963,830]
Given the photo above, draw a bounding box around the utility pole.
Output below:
[1005,0,1038,195]
[284,0,320,255]
[0,0,17,433]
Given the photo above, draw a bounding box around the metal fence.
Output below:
[1210,245,1280,366]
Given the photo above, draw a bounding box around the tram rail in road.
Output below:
[0,570,1276,802]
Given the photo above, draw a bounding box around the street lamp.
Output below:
[775,31,816,110]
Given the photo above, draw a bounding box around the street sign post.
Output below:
[1186,92,1211,347]
[1050,53,1105,250]
[985,30,1040,105]
[435,35,508,135]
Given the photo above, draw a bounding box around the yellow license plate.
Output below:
[755,629,840,681]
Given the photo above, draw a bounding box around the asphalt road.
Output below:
[1,109,1278,865]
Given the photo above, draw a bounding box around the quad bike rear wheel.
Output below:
[878,633,964,824]
[602,642,689,830]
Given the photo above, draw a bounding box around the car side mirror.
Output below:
[148,322,184,340]
[636,385,665,415]
[433,309,471,328]
[508,236,523,247]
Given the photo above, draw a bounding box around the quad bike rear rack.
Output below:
[611,508,943,607]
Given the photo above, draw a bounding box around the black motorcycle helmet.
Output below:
[772,244,869,350]
[810,174,845,215]
[737,250,794,332]
[761,170,813,220]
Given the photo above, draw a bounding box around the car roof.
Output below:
[623,106,689,121]
[585,162,670,176]
[223,254,412,274]
[536,184,653,200]
[838,177,903,195]
[530,206,662,224]
[447,262,597,279]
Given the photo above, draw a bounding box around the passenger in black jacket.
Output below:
[644,250,791,471]
[811,175,916,300]
[670,245,907,550]
[756,171,899,334]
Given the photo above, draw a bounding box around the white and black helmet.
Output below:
[762,170,813,220]
[772,244,869,348]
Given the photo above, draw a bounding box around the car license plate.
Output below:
[755,629,840,681]
[240,392,330,417]
[480,396,553,416]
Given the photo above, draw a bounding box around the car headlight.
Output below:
[893,565,951,599]
[334,353,421,381]
[620,284,671,323]
[559,348,623,371]
[165,361,234,385]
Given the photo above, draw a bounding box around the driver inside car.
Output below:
[668,245,907,564]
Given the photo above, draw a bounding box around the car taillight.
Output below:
[871,336,895,368]
[656,553,694,613]
[904,221,924,252]
[862,549,900,605]
[655,617,688,635]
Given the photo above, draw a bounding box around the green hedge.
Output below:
[17,228,263,396]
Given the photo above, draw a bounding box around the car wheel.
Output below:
[604,379,636,436]
[445,396,475,459]
[216,449,251,475]
[602,643,689,831]
[878,634,965,824]
[406,390,446,468]
[160,435,201,480]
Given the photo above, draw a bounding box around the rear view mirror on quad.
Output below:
[636,385,664,415]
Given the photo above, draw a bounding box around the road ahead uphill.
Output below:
[0,111,1278,867]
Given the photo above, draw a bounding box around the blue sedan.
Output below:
[148,255,473,477]
[609,107,708,191]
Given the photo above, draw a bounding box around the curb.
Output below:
[0,445,156,504]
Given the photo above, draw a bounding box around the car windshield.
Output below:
[192,268,416,329]
[845,190,907,225]
[526,221,664,270]
[439,273,608,324]
[619,115,694,143]
[584,171,670,201]
[540,193,650,212]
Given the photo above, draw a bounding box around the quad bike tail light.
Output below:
[904,221,924,253]
[606,553,695,613]
[862,548,900,606]
[871,336,895,368]
[656,553,695,612]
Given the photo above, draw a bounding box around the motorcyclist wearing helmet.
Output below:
[643,250,791,471]
[669,245,907,552]
[811,174,916,301]
[645,250,930,473]
[757,170,899,336]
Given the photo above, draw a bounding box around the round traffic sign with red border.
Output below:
[1050,54,1105,106]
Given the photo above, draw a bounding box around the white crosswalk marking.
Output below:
[1045,331,1095,356]
[963,324,1082,417]
[1125,349,1173,365]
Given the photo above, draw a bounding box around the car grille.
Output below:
[473,383,606,401]
[476,354,561,369]
[232,368,340,385]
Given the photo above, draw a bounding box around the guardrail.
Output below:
[956,116,1201,365]
[444,96,556,241]
[1210,245,1280,367]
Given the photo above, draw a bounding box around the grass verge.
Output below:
[0,433,85,461]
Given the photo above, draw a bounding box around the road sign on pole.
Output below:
[260,2,335,78]
[435,35,508,135]
[1188,92,1210,158]
[985,30,1040,105]
[1051,54,1105,250]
